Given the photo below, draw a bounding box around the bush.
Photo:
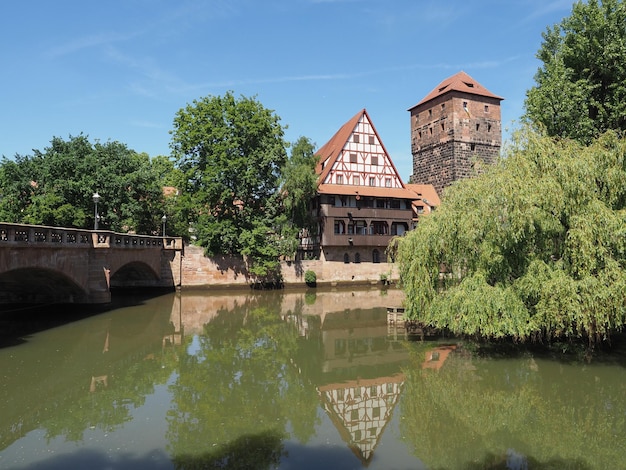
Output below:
[304,270,317,286]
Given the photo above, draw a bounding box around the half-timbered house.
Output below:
[312,109,419,264]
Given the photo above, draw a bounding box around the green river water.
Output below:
[0,288,624,469]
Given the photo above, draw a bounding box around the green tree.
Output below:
[397,128,626,345]
[0,135,166,233]
[525,0,626,143]
[170,92,288,280]
[279,136,319,259]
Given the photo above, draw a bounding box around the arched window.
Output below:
[343,253,350,264]
[372,249,380,264]
[354,252,361,264]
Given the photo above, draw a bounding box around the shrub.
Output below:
[304,270,317,286]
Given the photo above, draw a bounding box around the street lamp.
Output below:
[92,192,101,230]
[161,214,167,236]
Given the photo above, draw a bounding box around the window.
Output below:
[371,156,378,166]
[336,174,343,184]
[355,220,367,235]
[334,220,345,234]
[385,178,392,188]
[343,253,350,264]
[373,407,380,418]
[441,123,445,131]
[372,249,380,263]
[371,221,388,235]
[428,109,432,117]
[328,196,335,206]
[351,410,359,421]
[463,101,468,111]
[354,252,361,264]
[488,123,492,132]
[484,105,489,112]
[369,135,375,145]
[476,123,480,131]
[369,177,375,186]
[353,175,360,185]
[391,222,407,236]
[350,153,357,163]
[353,134,359,143]
[470,143,476,151]
[441,103,445,109]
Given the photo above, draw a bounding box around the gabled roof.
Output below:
[314,109,412,199]
[408,71,503,111]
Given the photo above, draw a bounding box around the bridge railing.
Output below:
[0,223,183,250]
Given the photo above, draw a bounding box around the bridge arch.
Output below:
[110,261,160,288]
[0,267,89,303]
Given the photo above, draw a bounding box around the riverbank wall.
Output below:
[179,244,398,290]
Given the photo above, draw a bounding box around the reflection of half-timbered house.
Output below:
[314,109,418,263]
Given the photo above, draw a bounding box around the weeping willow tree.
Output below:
[397,129,626,345]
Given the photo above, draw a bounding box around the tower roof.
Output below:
[408,71,503,111]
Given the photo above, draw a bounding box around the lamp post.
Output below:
[161,214,167,236]
[92,192,101,230]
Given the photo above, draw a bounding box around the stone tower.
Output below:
[408,71,503,195]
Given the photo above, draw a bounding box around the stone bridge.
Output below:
[0,223,184,304]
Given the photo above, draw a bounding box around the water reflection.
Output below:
[0,288,625,469]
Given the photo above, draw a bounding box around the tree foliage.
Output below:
[170,92,289,280]
[397,128,626,345]
[525,0,626,143]
[0,135,166,233]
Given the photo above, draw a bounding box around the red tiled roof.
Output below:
[408,71,503,110]
[405,183,440,207]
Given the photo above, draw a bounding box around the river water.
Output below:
[0,288,624,470]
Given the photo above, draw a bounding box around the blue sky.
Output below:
[1,0,575,181]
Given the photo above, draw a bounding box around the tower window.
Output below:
[476,123,480,131]
[484,105,489,112]
[488,123,492,132]
[470,143,476,151]
[441,103,445,109]
[441,123,445,131]
[428,109,433,117]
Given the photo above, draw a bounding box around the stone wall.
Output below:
[180,244,397,289]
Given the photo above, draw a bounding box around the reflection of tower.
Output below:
[318,375,404,464]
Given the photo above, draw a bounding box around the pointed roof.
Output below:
[314,109,417,200]
[408,71,503,110]
[315,109,367,180]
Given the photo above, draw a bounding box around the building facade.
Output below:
[313,109,418,264]
[408,71,503,195]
